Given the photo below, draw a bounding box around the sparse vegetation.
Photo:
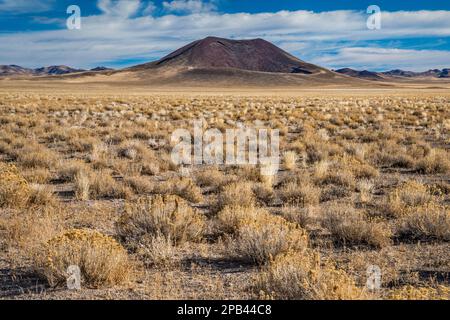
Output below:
[34,229,131,288]
[255,251,369,300]
[0,91,448,300]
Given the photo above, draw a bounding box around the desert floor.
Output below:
[0,84,449,300]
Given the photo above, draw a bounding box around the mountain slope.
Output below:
[336,67,450,81]
[439,69,450,78]
[0,65,34,76]
[335,68,384,80]
[132,36,329,75]
[0,65,108,77]
[34,65,85,75]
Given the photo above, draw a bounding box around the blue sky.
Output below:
[1,0,450,71]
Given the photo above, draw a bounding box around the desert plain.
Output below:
[0,80,449,300]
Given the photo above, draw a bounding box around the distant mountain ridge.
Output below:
[0,65,114,77]
[334,68,383,80]
[336,67,450,80]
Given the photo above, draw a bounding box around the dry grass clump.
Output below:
[356,179,374,203]
[255,251,369,300]
[217,181,255,211]
[341,156,379,180]
[194,167,226,190]
[15,145,58,169]
[312,160,330,181]
[34,228,131,288]
[118,143,139,160]
[74,170,91,200]
[304,140,334,164]
[319,169,356,190]
[279,206,318,229]
[416,149,450,174]
[57,160,89,182]
[124,175,154,194]
[22,168,52,184]
[0,162,31,208]
[89,170,132,200]
[0,206,62,252]
[236,165,261,182]
[278,181,320,207]
[117,195,205,246]
[283,151,297,171]
[174,178,204,203]
[387,285,449,300]
[141,162,160,176]
[136,233,177,268]
[117,140,151,161]
[352,163,379,180]
[253,182,275,205]
[384,180,433,218]
[396,203,449,241]
[28,184,56,206]
[87,142,111,168]
[216,205,266,234]
[228,211,308,265]
[322,203,391,248]
[369,142,415,169]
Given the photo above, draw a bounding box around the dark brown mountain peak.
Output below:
[135,36,326,74]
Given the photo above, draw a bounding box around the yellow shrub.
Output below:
[35,229,131,288]
[216,205,267,234]
[89,170,132,200]
[0,162,30,208]
[388,285,449,300]
[256,251,369,300]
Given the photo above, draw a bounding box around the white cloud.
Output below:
[162,0,216,14]
[0,0,54,13]
[97,0,142,17]
[0,1,449,71]
[142,1,157,16]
